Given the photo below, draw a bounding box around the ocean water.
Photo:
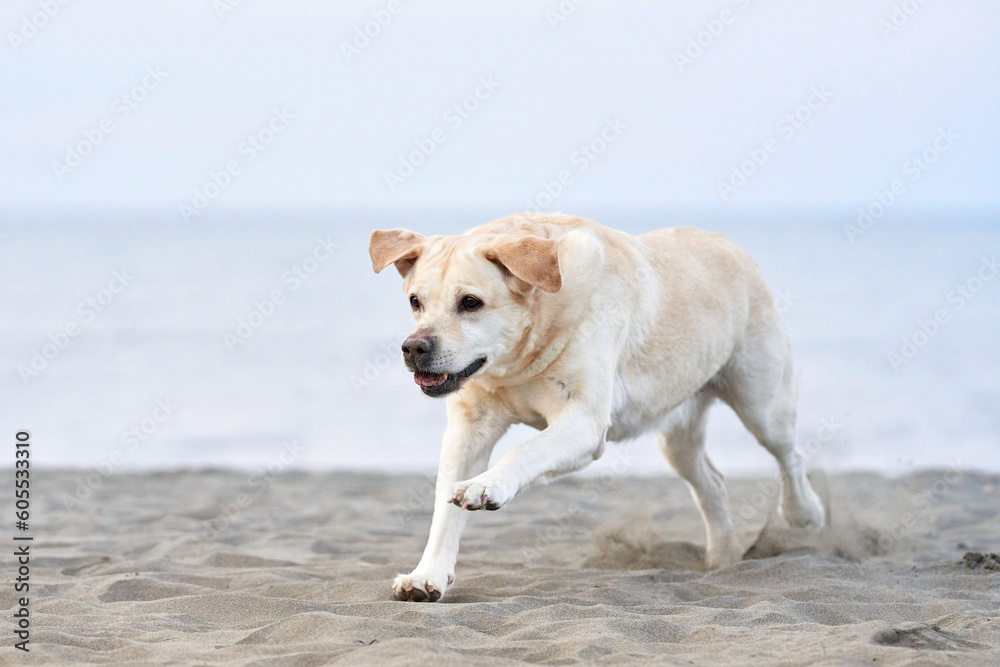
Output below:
[1,206,997,478]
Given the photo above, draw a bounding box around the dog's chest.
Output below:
[491,382,552,430]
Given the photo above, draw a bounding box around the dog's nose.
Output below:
[402,335,436,363]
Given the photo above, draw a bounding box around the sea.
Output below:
[1,205,997,479]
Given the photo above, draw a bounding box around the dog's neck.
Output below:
[478,293,596,391]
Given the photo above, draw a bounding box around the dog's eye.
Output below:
[459,295,483,312]
[409,295,420,310]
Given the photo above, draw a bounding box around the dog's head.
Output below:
[369,228,562,397]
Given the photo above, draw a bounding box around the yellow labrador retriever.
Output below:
[369,213,825,602]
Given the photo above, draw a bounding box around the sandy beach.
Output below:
[2,468,998,665]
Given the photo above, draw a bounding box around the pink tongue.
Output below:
[414,371,447,387]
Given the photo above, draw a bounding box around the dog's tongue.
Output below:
[414,371,448,387]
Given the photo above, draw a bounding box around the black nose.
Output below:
[402,335,436,364]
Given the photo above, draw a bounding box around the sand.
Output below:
[2,468,998,665]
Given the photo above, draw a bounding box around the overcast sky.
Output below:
[2,0,998,211]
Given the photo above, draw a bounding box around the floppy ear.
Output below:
[486,235,562,293]
[369,229,425,278]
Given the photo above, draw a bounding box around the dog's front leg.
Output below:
[393,393,509,602]
[451,398,609,512]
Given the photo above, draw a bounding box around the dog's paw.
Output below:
[392,570,453,602]
[450,477,511,511]
[706,540,745,570]
[781,486,826,531]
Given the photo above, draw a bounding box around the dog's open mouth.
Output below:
[414,357,487,397]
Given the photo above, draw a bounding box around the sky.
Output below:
[1,0,998,212]
[1,2,998,476]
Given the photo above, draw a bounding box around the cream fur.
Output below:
[369,213,825,603]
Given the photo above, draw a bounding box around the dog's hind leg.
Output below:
[716,321,826,531]
[657,391,743,569]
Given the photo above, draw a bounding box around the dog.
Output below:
[369,213,825,602]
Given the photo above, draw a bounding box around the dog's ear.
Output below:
[369,229,425,278]
[486,235,562,293]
